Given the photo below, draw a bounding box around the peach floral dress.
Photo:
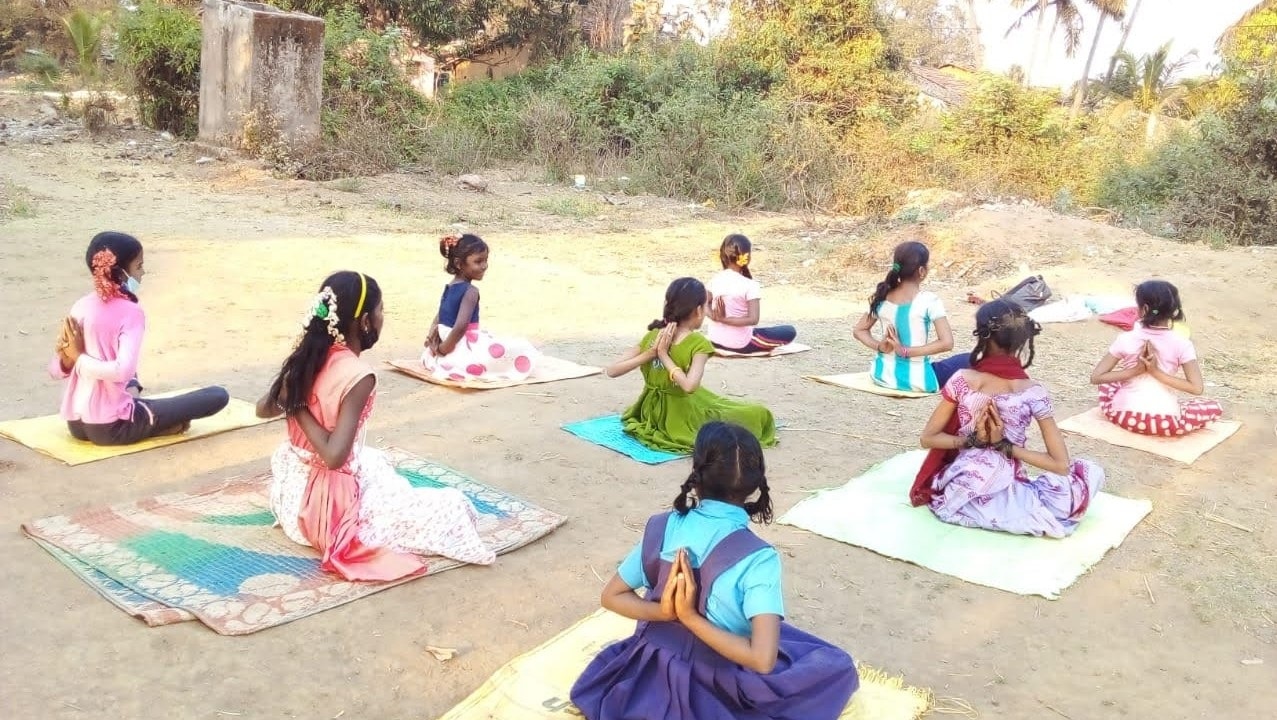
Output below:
[269,345,495,577]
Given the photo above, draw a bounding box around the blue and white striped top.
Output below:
[871,291,948,393]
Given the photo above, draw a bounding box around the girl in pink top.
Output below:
[706,234,797,354]
[1090,280,1222,437]
[256,271,494,581]
[50,232,229,446]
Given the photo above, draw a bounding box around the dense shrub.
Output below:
[1,0,44,69]
[1097,73,1277,245]
[17,49,62,84]
[117,1,201,136]
[411,42,812,206]
[400,43,1146,214]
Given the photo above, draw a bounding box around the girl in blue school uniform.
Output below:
[571,422,859,720]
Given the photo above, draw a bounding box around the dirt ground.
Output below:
[2,92,1275,719]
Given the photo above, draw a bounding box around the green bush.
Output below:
[946,75,1059,152]
[411,42,810,207]
[1097,73,1277,245]
[118,1,201,136]
[63,9,107,81]
[17,49,62,85]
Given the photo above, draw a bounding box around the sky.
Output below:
[663,1,1261,89]
[974,1,1257,88]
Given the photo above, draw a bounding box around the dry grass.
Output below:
[0,181,38,220]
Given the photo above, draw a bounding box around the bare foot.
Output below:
[153,421,191,438]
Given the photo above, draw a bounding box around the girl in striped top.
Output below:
[852,241,966,393]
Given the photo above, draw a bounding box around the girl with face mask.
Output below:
[50,231,229,446]
[256,272,495,580]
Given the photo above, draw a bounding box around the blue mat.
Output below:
[561,415,686,465]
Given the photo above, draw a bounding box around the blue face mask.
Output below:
[123,273,140,294]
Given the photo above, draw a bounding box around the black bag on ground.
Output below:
[995,275,1053,312]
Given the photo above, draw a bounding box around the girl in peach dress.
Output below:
[257,270,494,581]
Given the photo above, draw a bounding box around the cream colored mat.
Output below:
[437,609,931,720]
[1058,407,1241,465]
[806,372,937,399]
[0,391,273,466]
[388,355,601,390]
[715,342,813,358]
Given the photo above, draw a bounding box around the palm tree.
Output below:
[1107,41,1195,144]
[1006,0,1126,107]
[1007,0,1085,82]
[1104,0,1143,81]
[63,9,106,82]
[1070,0,1126,118]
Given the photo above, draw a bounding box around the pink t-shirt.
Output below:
[706,269,762,349]
[1106,325,1197,415]
[48,293,145,424]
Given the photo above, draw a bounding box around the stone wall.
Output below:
[198,0,324,147]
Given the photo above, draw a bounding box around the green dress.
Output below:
[621,329,777,453]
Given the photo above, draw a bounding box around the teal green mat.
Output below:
[561,415,686,465]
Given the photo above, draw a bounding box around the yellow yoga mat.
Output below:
[715,342,814,359]
[0,391,275,466]
[1058,407,1241,465]
[805,372,937,399]
[436,609,932,720]
[388,355,601,390]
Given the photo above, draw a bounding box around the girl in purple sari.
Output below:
[571,422,858,720]
[915,300,1105,538]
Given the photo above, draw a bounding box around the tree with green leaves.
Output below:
[1217,1,1277,69]
[729,0,905,124]
[280,0,578,60]
[1105,41,1194,143]
[881,0,981,69]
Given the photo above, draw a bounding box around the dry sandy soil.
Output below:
[2,92,1275,719]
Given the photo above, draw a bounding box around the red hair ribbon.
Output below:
[91,249,124,301]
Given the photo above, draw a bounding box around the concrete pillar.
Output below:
[198,0,324,147]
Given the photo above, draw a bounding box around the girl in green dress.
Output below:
[607,277,777,453]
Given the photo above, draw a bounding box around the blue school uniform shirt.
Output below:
[618,500,785,636]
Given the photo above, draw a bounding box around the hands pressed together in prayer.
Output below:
[708,295,728,324]
[973,402,1005,447]
[878,324,914,357]
[55,317,85,371]
[654,322,677,358]
[653,548,702,625]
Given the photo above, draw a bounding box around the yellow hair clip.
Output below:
[736,252,750,267]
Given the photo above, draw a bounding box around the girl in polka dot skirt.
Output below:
[421,233,539,383]
[1089,280,1222,437]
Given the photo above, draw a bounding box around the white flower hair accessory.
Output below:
[304,286,344,343]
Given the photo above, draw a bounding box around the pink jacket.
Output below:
[49,293,145,424]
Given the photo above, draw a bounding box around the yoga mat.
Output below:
[388,355,600,390]
[780,450,1152,599]
[22,448,566,634]
[805,373,937,399]
[1059,407,1240,465]
[436,609,932,720]
[714,342,813,358]
[0,391,274,466]
[560,415,685,465]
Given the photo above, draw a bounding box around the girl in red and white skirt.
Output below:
[1089,280,1222,437]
